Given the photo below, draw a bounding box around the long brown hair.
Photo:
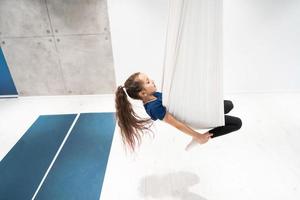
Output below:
[115,72,153,152]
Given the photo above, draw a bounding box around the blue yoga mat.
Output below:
[35,112,116,200]
[0,114,77,200]
[0,47,18,97]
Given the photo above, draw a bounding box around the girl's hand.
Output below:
[193,132,213,144]
[163,112,214,143]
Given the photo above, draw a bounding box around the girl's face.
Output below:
[138,73,157,95]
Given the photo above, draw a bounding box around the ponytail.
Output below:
[115,84,153,152]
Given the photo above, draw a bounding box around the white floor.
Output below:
[1,92,300,200]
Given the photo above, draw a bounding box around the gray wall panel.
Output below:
[56,34,115,94]
[0,0,52,37]
[0,0,115,96]
[1,37,66,95]
[46,0,109,35]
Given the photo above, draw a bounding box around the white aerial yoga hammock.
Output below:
[161,0,225,129]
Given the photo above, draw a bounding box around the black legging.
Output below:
[209,100,242,138]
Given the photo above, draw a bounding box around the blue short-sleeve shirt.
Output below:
[143,92,167,121]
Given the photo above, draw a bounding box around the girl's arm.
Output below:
[163,112,213,144]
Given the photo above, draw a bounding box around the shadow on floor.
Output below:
[138,171,207,200]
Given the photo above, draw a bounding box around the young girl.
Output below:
[115,72,242,151]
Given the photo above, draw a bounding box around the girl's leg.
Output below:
[209,115,242,138]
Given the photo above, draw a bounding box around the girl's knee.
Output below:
[237,118,242,129]
[229,100,234,109]
[224,100,234,114]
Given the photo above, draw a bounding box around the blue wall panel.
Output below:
[0,48,18,97]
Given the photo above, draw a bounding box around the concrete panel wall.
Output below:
[1,37,65,95]
[0,0,115,96]
[56,35,114,94]
[46,0,109,35]
[0,0,51,37]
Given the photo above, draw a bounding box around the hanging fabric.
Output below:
[161,0,224,129]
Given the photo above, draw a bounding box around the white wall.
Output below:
[108,0,300,93]
[223,0,300,93]
[107,0,168,89]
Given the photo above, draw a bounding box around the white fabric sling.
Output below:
[161,0,224,129]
